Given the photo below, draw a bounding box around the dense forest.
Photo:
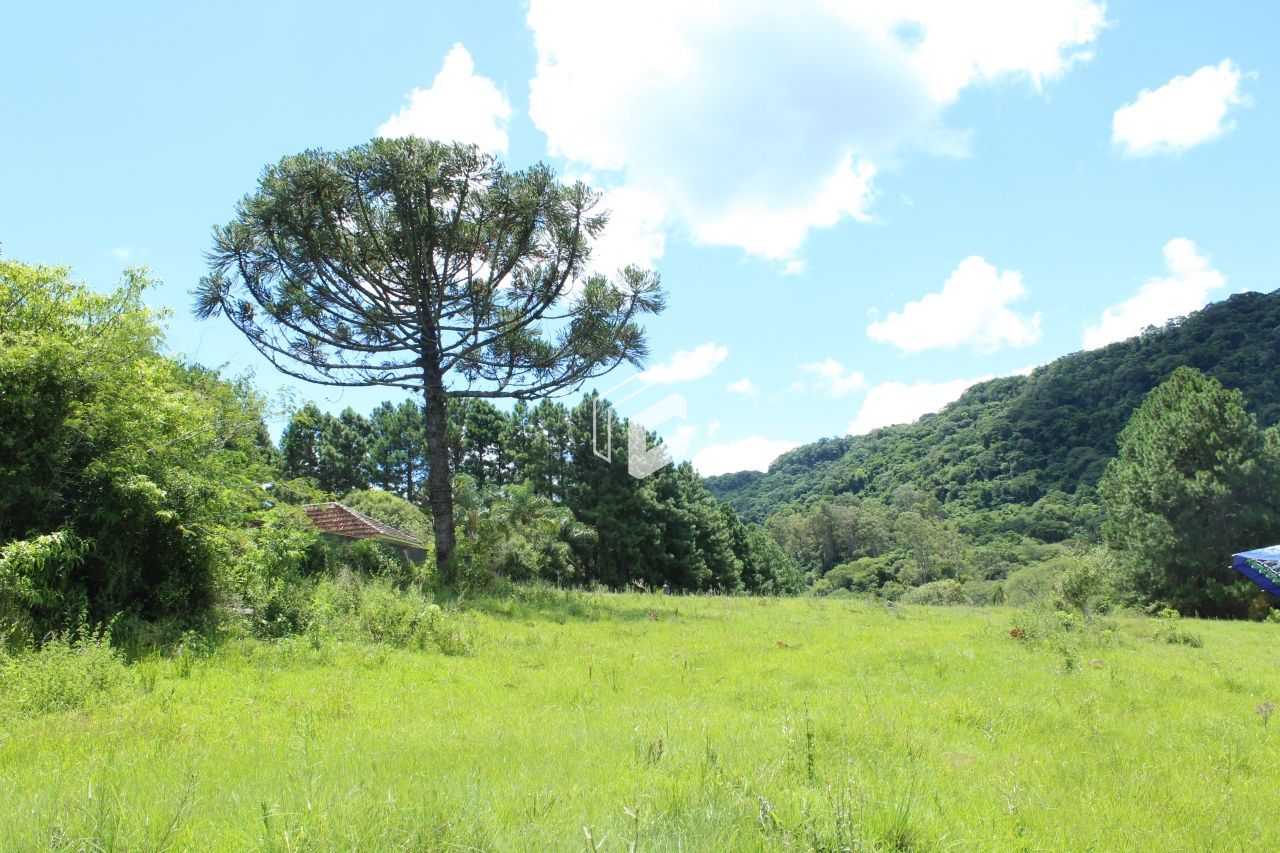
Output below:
[708,289,1280,521]
[704,290,1280,616]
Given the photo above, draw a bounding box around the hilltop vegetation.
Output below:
[708,289,1280,521]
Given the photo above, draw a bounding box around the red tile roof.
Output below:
[303,502,424,549]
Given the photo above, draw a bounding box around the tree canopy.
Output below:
[0,260,272,632]
[1099,367,1280,616]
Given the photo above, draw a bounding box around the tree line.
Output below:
[277,395,801,594]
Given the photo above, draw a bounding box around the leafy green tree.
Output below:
[342,489,432,544]
[1099,367,1280,615]
[1,260,271,630]
[740,525,803,594]
[196,138,664,581]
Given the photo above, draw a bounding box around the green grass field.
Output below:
[2,592,1278,850]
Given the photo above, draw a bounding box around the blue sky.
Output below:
[3,1,1277,475]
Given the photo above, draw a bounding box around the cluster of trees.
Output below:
[278,394,801,594]
[0,255,796,651]
[0,260,277,636]
[767,486,1093,604]
[787,364,1280,617]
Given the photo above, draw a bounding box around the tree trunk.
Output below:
[422,376,457,584]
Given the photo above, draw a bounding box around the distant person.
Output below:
[662,582,671,595]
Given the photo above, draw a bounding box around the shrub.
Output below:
[1000,560,1062,607]
[455,480,594,588]
[1152,609,1204,647]
[1059,547,1120,615]
[309,575,471,655]
[219,509,324,637]
[0,261,277,631]
[0,620,126,719]
[0,531,89,645]
[901,579,969,606]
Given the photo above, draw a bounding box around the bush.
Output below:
[309,575,471,655]
[0,260,277,632]
[0,620,126,719]
[219,509,324,637]
[455,480,593,588]
[1000,560,1062,607]
[0,531,89,646]
[901,579,969,606]
[1059,547,1120,615]
[1152,609,1204,647]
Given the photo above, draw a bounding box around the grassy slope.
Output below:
[1,594,1278,850]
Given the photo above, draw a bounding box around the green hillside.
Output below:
[708,289,1280,523]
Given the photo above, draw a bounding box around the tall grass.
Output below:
[0,593,1276,849]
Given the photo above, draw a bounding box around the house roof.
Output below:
[303,502,425,550]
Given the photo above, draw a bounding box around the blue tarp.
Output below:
[1232,545,1280,597]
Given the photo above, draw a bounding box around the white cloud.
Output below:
[110,246,134,261]
[1112,60,1250,156]
[847,375,990,435]
[889,0,1106,103]
[707,420,722,438]
[725,377,758,397]
[378,44,512,154]
[867,255,1042,353]
[640,342,728,385]
[693,436,797,476]
[671,423,699,447]
[1083,239,1226,350]
[527,0,1104,263]
[800,358,867,398]
[585,183,668,274]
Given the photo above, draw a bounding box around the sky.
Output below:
[3,1,1278,476]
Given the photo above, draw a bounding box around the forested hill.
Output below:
[707,289,1280,523]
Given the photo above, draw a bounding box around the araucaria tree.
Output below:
[196,138,664,580]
